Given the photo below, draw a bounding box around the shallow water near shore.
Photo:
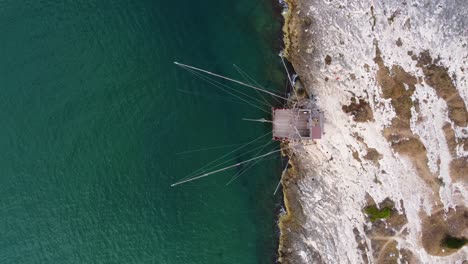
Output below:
[0,0,286,263]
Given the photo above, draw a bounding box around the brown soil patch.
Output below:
[421,206,467,256]
[377,240,399,264]
[370,239,387,260]
[353,134,382,165]
[374,56,418,123]
[391,137,440,190]
[442,122,458,156]
[364,148,382,164]
[390,137,426,155]
[352,150,362,162]
[374,46,441,201]
[375,240,415,264]
[375,46,417,130]
[416,51,468,127]
[399,249,415,264]
[442,122,468,182]
[449,157,468,182]
[342,97,374,122]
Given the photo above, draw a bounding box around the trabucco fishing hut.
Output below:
[171,59,323,188]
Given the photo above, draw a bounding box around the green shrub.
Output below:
[364,206,391,222]
[441,235,467,249]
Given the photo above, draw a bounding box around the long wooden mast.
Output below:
[171,149,283,187]
[174,62,292,102]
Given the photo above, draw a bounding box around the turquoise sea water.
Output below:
[0,1,286,263]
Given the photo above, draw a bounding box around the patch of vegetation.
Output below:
[365,206,392,222]
[441,235,467,249]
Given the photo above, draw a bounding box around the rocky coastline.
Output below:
[278,0,467,263]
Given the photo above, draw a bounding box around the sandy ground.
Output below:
[278,0,467,263]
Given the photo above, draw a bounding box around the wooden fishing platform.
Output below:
[171,60,324,187]
[272,108,323,141]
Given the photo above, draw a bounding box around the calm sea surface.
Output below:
[0,1,287,263]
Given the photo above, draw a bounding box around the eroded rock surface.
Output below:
[279,0,468,263]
